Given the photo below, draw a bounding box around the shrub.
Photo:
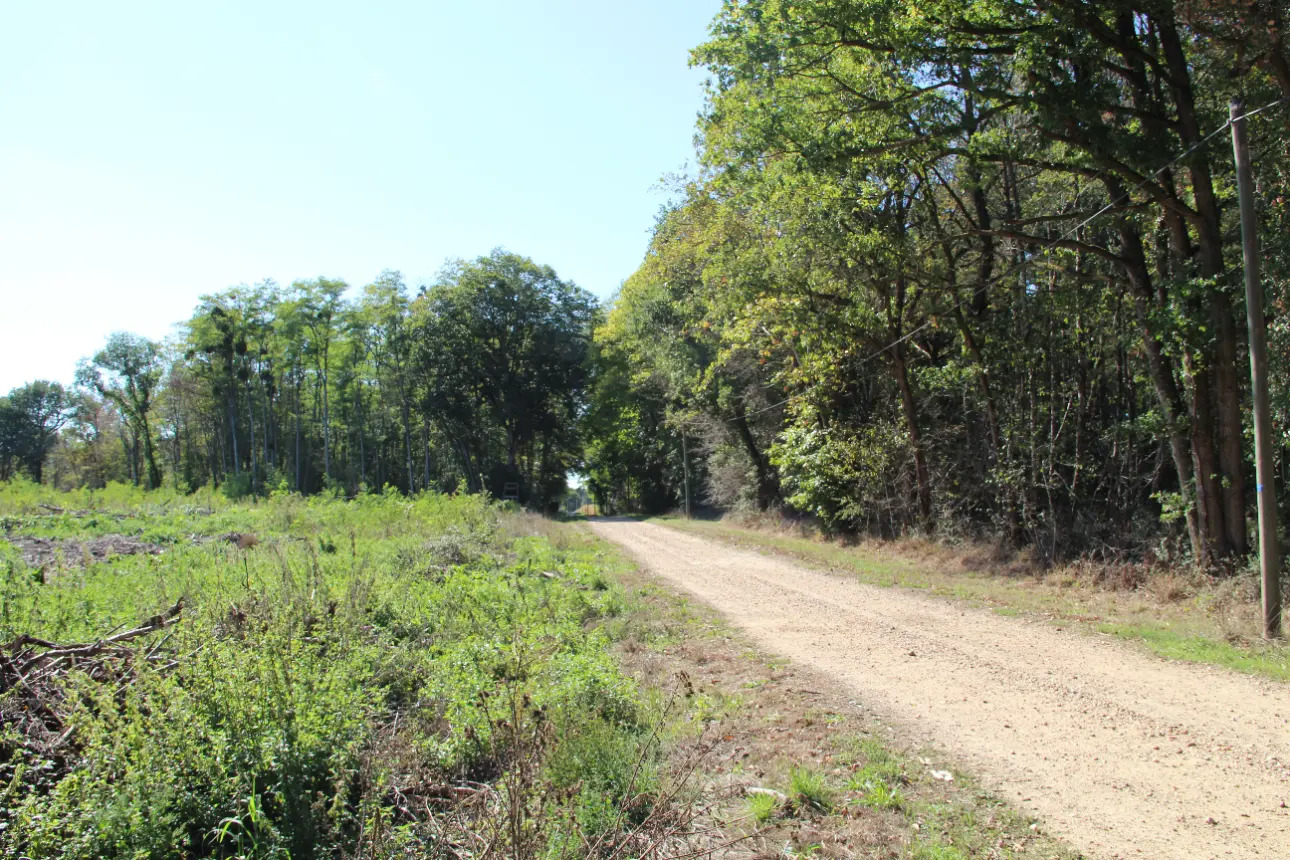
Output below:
[220,472,253,500]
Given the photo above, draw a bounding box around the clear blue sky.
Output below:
[0,0,718,392]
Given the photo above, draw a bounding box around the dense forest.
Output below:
[6,0,1290,570]
[1,250,595,511]
[588,0,1290,569]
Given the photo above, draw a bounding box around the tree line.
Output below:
[584,0,1290,568]
[8,0,1290,571]
[1,250,595,510]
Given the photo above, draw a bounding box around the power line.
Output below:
[729,95,1289,424]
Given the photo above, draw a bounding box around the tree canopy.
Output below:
[12,251,591,512]
[583,0,1290,568]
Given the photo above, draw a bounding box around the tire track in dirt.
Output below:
[589,518,1290,860]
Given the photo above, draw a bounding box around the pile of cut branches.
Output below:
[0,599,184,757]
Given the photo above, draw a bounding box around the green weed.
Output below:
[787,766,833,814]
[746,791,780,823]
[860,779,904,810]
[905,842,970,860]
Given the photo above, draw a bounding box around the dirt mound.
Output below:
[7,535,165,572]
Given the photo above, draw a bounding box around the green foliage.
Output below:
[771,422,909,528]
[0,490,656,858]
[581,339,682,514]
[545,715,659,842]
[842,737,906,811]
[786,766,833,814]
[409,250,596,507]
[76,332,165,490]
[23,249,596,513]
[586,0,1290,568]
[746,790,780,824]
[859,779,904,811]
[0,380,71,483]
[905,842,970,860]
[220,471,254,500]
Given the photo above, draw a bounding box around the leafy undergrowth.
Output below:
[601,550,1083,860]
[654,514,1290,683]
[0,480,698,859]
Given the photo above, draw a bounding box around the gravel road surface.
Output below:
[589,518,1290,859]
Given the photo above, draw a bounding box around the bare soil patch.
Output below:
[593,518,1290,860]
[6,535,165,573]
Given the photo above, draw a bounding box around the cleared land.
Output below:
[589,518,1290,860]
[0,487,675,859]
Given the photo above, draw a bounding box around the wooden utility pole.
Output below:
[1231,99,1283,638]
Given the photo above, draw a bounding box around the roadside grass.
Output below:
[589,527,1081,860]
[653,514,1290,683]
[788,766,834,813]
[0,481,700,859]
[746,790,780,823]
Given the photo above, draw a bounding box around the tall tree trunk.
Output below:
[321,352,331,483]
[402,395,414,493]
[169,406,181,491]
[1211,297,1247,556]
[359,414,367,488]
[246,387,256,493]
[422,418,431,492]
[184,414,195,489]
[1138,306,1203,558]
[1157,12,1248,558]
[263,387,273,472]
[123,426,138,486]
[1106,178,1205,562]
[141,416,161,490]
[730,394,779,511]
[294,372,302,492]
[1186,351,1225,566]
[891,341,933,526]
[227,389,240,476]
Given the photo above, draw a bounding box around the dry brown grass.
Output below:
[707,508,1269,612]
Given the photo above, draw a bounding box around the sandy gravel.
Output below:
[589,518,1290,860]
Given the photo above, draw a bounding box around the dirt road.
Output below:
[589,519,1290,859]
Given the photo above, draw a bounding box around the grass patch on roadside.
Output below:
[788,766,834,813]
[834,733,1072,859]
[654,515,1290,683]
[747,790,780,823]
[1095,622,1290,679]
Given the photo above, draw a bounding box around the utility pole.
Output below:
[1231,98,1283,638]
[681,431,692,518]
